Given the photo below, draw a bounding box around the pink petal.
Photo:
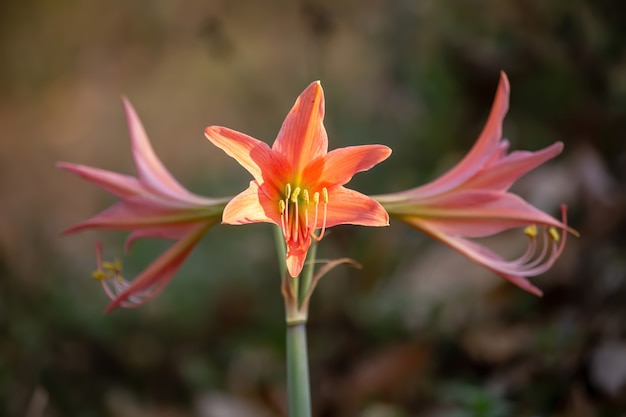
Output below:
[105,223,210,312]
[205,126,286,188]
[464,142,564,191]
[272,81,328,175]
[57,162,143,198]
[122,99,196,200]
[412,217,544,296]
[124,222,211,252]
[399,72,510,199]
[62,202,210,235]
[324,187,389,228]
[397,191,569,238]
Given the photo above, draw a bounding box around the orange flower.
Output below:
[205,81,391,277]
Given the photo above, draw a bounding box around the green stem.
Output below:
[286,322,312,417]
[273,225,287,280]
[299,241,317,305]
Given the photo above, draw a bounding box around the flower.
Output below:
[205,81,391,277]
[374,72,577,296]
[58,99,228,311]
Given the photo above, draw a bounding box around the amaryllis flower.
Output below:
[58,99,229,311]
[205,81,391,277]
[375,72,577,296]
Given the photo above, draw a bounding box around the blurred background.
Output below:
[1,0,625,416]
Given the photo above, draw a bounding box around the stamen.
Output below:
[290,187,301,203]
[548,227,560,241]
[313,187,328,241]
[524,225,537,238]
[91,243,164,309]
[284,195,290,240]
[92,270,108,281]
[279,200,287,237]
[312,191,320,236]
[303,189,310,228]
[293,189,300,242]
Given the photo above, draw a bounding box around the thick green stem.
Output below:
[286,322,312,417]
[273,225,287,280]
[299,241,317,305]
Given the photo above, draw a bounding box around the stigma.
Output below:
[279,183,328,244]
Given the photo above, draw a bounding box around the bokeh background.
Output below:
[1,0,625,416]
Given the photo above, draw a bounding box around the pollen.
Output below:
[548,227,560,241]
[524,225,538,238]
[291,187,301,203]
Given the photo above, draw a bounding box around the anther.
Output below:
[291,187,301,203]
[322,187,329,204]
[92,270,108,281]
[548,227,560,241]
[313,192,320,204]
[278,200,286,214]
[524,225,537,238]
[302,189,310,205]
[285,183,292,199]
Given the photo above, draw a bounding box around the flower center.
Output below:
[278,183,328,244]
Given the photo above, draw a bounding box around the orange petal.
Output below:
[324,187,389,228]
[286,242,310,277]
[316,144,392,187]
[272,81,328,176]
[222,181,277,225]
[205,126,286,187]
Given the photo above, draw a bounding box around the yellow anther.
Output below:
[92,270,108,281]
[285,183,292,199]
[322,187,328,204]
[524,225,537,238]
[278,200,286,214]
[548,227,560,241]
[102,259,122,272]
[313,192,320,204]
[291,187,301,203]
[302,189,310,205]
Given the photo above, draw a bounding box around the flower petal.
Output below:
[205,126,286,188]
[286,244,309,278]
[386,191,570,238]
[464,142,564,191]
[57,162,143,198]
[410,217,544,296]
[272,81,328,175]
[312,144,392,188]
[62,201,215,235]
[324,187,389,228]
[123,98,197,199]
[104,223,211,312]
[222,181,277,225]
[397,72,510,199]
[124,223,208,252]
